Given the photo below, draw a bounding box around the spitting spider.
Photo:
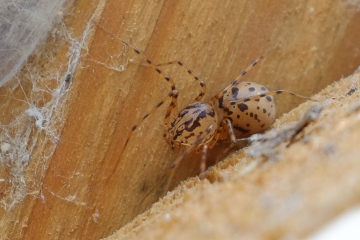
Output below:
[109,33,311,179]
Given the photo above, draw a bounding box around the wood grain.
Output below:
[108,69,360,240]
[0,0,360,239]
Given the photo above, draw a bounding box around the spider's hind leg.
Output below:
[169,125,214,179]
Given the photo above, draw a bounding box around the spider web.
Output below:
[0,6,94,210]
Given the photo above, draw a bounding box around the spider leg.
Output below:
[199,144,208,179]
[155,60,207,101]
[225,89,317,107]
[169,125,214,172]
[97,25,177,91]
[208,56,264,106]
[207,120,227,148]
[97,27,184,148]
[224,118,249,143]
[125,89,179,148]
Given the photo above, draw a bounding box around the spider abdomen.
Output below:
[222,81,276,138]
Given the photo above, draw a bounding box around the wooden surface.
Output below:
[108,69,360,239]
[0,0,360,239]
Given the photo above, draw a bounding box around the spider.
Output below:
[112,34,311,179]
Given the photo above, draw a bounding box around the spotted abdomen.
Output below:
[221,81,276,138]
[167,102,219,146]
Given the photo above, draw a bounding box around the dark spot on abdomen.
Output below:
[238,103,248,112]
[232,87,239,98]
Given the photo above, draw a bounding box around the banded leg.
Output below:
[208,56,264,106]
[163,90,180,145]
[125,90,179,148]
[97,26,177,91]
[208,118,247,154]
[96,27,184,148]
[225,89,317,107]
[169,125,214,174]
[218,118,250,162]
[155,61,207,101]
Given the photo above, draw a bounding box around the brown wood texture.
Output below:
[0,0,360,239]
[107,68,360,239]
